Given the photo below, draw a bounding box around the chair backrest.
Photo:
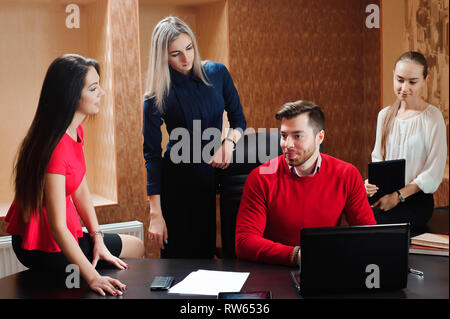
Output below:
[217,131,282,258]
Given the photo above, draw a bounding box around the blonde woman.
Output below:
[143,16,246,258]
[366,51,447,234]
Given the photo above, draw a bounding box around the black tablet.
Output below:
[368,159,405,205]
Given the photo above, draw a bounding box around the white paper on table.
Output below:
[168,269,250,296]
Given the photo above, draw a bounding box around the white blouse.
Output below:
[371,104,447,194]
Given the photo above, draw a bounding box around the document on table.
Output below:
[168,269,250,296]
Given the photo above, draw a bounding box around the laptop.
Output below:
[368,159,405,205]
[291,224,410,297]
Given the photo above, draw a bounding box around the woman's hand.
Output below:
[209,140,234,169]
[364,179,379,198]
[88,274,127,297]
[372,192,400,211]
[148,212,168,250]
[89,237,128,297]
[91,237,128,270]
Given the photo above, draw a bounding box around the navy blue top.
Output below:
[143,62,247,195]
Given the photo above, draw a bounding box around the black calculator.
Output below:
[150,276,174,291]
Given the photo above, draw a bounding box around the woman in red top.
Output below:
[6,54,144,296]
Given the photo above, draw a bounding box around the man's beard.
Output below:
[284,144,316,167]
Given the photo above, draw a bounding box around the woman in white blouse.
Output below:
[365,51,447,233]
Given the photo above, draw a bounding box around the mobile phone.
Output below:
[150,276,174,291]
[217,291,272,299]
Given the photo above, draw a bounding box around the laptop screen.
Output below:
[299,223,410,296]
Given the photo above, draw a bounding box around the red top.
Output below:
[235,154,377,265]
[6,126,85,252]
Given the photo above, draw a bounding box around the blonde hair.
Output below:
[380,51,428,160]
[144,16,210,113]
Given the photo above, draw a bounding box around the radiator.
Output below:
[0,220,143,279]
[0,236,28,279]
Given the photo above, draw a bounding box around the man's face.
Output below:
[280,113,324,167]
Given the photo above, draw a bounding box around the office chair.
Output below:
[217,131,282,258]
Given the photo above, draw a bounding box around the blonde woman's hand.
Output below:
[148,212,168,250]
[364,179,378,198]
[209,140,234,169]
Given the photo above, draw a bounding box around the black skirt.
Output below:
[372,191,434,236]
[12,232,122,272]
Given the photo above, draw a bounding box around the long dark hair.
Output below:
[380,51,428,160]
[13,54,99,220]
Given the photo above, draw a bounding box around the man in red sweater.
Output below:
[235,100,376,266]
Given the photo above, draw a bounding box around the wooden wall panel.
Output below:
[195,1,229,66]
[228,0,381,176]
[84,0,118,205]
[93,0,153,256]
[362,0,382,178]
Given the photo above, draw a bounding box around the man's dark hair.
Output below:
[275,100,325,135]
